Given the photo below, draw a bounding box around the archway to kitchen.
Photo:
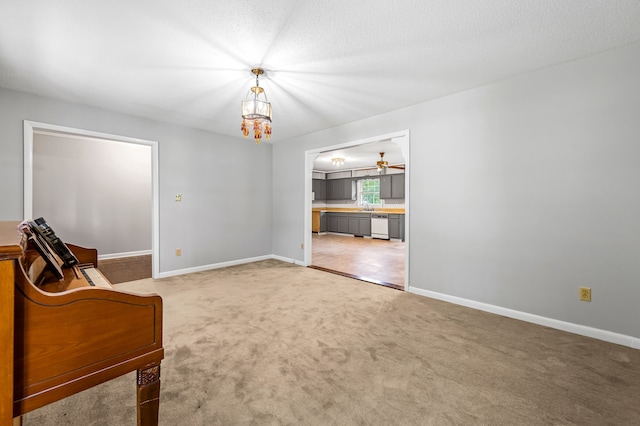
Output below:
[303,130,410,291]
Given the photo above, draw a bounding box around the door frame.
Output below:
[23,120,160,279]
[303,129,410,290]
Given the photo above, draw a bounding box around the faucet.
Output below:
[362,201,373,211]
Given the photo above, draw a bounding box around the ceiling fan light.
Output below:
[376,152,388,169]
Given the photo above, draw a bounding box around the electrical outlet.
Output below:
[175,248,182,256]
[579,287,591,302]
[300,243,304,250]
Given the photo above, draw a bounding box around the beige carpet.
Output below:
[23,260,640,425]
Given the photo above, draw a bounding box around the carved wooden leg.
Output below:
[136,365,160,426]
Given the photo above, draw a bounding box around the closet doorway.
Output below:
[23,121,160,279]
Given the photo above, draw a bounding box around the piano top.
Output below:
[0,221,24,260]
[0,221,106,293]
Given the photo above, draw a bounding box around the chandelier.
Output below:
[331,157,345,166]
[241,68,272,143]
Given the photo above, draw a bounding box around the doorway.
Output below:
[23,121,160,278]
[304,130,410,290]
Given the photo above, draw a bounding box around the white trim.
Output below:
[23,122,34,218]
[155,254,304,279]
[304,129,411,291]
[272,254,306,266]
[23,120,160,279]
[408,286,640,350]
[98,250,153,261]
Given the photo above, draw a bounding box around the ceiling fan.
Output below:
[376,152,405,171]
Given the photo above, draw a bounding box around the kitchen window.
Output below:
[359,178,381,206]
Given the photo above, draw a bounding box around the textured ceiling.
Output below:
[2,1,640,145]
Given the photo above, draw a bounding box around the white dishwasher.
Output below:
[371,213,389,240]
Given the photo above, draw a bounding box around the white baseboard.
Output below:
[408,286,640,350]
[155,254,305,279]
[98,250,152,261]
[271,254,306,266]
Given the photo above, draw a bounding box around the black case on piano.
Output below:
[29,217,79,268]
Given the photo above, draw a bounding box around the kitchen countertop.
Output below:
[312,208,405,214]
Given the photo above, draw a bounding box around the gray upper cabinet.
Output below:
[326,179,338,199]
[379,176,391,199]
[380,174,405,199]
[326,178,354,200]
[391,174,404,198]
[312,179,327,200]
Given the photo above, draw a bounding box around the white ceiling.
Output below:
[2,1,640,146]
[313,140,404,173]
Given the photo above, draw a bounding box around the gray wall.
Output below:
[33,133,152,256]
[1,43,638,341]
[272,43,640,339]
[0,87,273,274]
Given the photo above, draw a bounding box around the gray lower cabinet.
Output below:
[326,212,371,236]
[337,213,350,233]
[388,214,405,241]
[324,212,402,239]
[320,211,327,232]
[348,213,371,236]
[359,214,371,236]
[326,213,338,232]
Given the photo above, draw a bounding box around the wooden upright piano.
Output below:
[0,221,163,426]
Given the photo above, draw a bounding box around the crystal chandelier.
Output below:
[241,68,272,143]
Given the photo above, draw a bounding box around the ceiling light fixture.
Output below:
[376,152,388,172]
[241,68,272,143]
[332,157,345,166]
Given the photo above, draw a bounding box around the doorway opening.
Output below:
[23,121,160,279]
[304,130,410,290]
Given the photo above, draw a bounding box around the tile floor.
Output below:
[311,233,405,289]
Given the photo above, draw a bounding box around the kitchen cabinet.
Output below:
[326,213,338,233]
[326,212,351,233]
[325,212,371,236]
[337,213,349,233]
[326,180,337,199]
[388,214,405,241]
[348,213,371,236]
[326,178,354,200]
[312,179,326,201]
[380,174,405,199]
[312,210,330,233]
